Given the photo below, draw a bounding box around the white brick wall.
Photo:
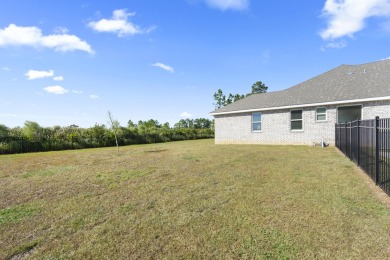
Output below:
[214,101,390,145]
[362,101,390,119]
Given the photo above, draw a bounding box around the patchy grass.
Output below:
[0,203,39,225]
[0,139,390,259]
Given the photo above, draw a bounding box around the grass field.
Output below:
[1,139,390,259]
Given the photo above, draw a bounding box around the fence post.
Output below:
[357,119,360,165]
[22,138,25,153]
[375,116,380,185]
[337,123,339,147]
[349,121,353,156]
[345,122,348,154]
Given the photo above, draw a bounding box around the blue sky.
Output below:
[1,0,390,127]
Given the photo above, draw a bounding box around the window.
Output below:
[291,110,303,130]
[316,107,327,121]
[252,112,262,131]
[337,105,362,123]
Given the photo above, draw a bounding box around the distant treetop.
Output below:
[213,81,269,109]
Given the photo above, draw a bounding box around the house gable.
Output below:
[212,60,390,145]
[211,60,390,116]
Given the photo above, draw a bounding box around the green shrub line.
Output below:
[0,118,214,154]
[0,128,214,154]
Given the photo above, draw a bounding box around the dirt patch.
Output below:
[8,244,37,260]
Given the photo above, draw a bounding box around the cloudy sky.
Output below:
[1,0,390,127]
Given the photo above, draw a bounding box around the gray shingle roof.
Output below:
[211,59,390,115]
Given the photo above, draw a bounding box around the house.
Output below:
[210,60,390,145]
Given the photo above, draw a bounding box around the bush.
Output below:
[0,122,214,154]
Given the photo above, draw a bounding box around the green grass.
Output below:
[0,203,39,225]
[0,139,389,259]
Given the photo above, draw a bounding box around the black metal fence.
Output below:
[335,116,390,196]
[0,136,86,155]
[0,129,215,155]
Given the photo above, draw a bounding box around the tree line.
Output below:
[213,81,268,109]
[0,118,214,154]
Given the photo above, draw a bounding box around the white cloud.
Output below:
[0,113,18,117]
[321,40,347,50]
[0,24,94,54]
[88,9,155,37]
[72,90,83,94]
[2,66,10,71]
[40,34,94,53]
[204,0,249,10]
[90,94,99,99]
[152,62,175,73]
[44,85,68,95]
[25,69,54,80]
[180,112,192,118]
[320,0,390,40]
[53,26,69,34]
[26,70,65,81]
[53,76,64,81]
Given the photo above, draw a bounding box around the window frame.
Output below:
[315,107,327,122]
[336,104,363,123]
[290,109,303,131]
[251,112,262,132]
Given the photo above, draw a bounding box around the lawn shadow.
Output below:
[143,149,168,153]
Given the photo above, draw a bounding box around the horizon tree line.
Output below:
[0,117,214,154]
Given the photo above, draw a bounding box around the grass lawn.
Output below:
[1,139,390,259]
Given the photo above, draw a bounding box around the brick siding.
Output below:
[214,101,390,145]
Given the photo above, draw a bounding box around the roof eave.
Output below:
[210,96,390,116]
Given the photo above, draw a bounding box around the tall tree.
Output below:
[213,89,245,109]
[213,81,268,109]
[174,119,192,129]
[127,120,137,129]
[107,111,120,155]
[0,124,9,137]
[226,93,234,105]
[193,118,212,129]
[233,94,245,102]
[213,89,226,109]
[22,121,43,140]
[162,122,170,129]
[251,81,268,94]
